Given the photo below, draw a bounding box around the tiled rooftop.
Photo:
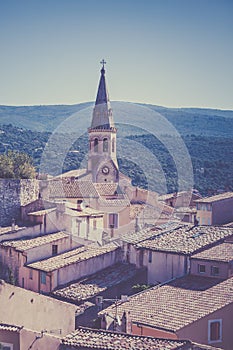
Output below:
[65,207,103,218]
[49,179,99,199]
[195,191,233,203]
[62,327,190,349]
[28,208,56,216]
[121,223,184,245]
[137,225,233,255]
[55,168,90,179]
[191,242,233,262]
[28,242,120,272]
[121,226,160,244]
[95,183,119,196]
[52,263,139,303]
[1,231,69,252]
[98,196,130,207]
[0,225,26,236]
[0,323,22,332]
[158,193,180,201]
[100,275,233,332]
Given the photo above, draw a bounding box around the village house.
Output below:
[158,190,201,209]
[60,326,219,350]
[36,62,182,241]
[0,231,73,288]
[0,323,62,350]
[121,224,233,284]
[52,262,147,328]
[195,192,233,226]
[0,280,76,349]
[190,241,233,279]
[24,242,121,293]
[99,275,233,350]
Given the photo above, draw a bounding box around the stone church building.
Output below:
[40,62,171,241]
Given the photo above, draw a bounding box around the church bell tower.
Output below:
[87,60,119,183]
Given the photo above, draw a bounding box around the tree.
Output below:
[0,151,36,179]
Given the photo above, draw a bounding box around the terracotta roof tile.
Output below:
[27,243,120,272]
[100,275,233,332]
[0,226,26,236]
[52,263,139,303]
[49,179,99,199]
[95,183,119,196]
[137,225,233,255]
[195,192,233,203]
[191,242,233,262]
[1,232,69,252]
[121,223,184,245]
[62,327,190,349]
[28,208,56,216]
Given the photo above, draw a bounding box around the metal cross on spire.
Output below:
[100,59,106,69]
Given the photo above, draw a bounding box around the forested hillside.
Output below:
[0,123,232,196]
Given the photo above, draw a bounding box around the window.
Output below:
[94,138,98,152]
[29,269,33,280]
[112,139,115,152]
[198,264,206,273]
[40,271,46,285]
[211,266,219,276]
[148,250,152,263]
[109,213,118,228]
[93,219,97,230]
[0,343,13,350]
[52,244,58,256]
[208,319,222,343]
[103,138,108,152]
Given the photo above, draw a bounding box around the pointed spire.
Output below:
[95,59,109,105]
[90,60,115,130]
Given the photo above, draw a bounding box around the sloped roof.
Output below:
[195,192,233,203]
[100,275,233,332]
[191,242,233,262]
[49,179,99,199]
[62,327,190,349]
[120,223,184,245]
[137,225,233,255]
[27,243,120,272]
[52,263,140,303]
[1,232,69,252]
[95,183,119,196]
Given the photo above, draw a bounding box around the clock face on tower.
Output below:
[102,166,109,175]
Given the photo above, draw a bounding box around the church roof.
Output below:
[90,61,115,130]
[95,66,109,106]
[48,179,99,199]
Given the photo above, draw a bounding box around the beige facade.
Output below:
[195,192,233,226]
[25,243,121,293]
[0,232,73,288]
[0,281,76,336]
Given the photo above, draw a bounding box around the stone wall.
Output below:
[0,179,39,226]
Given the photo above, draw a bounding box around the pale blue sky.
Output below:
[0,0,233,109]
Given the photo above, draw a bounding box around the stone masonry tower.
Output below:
[87,60,119,183]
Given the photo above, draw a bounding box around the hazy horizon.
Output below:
[0,0,233,110]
